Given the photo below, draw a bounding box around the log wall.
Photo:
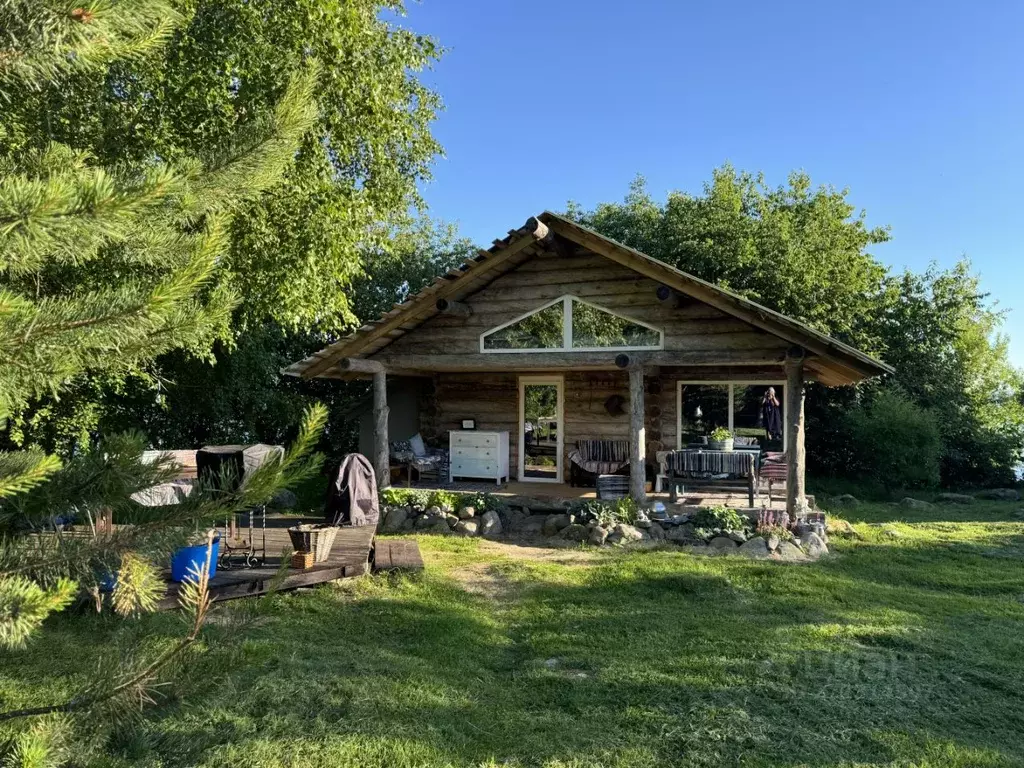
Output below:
[397,245,796,478]
[381,249,790,363]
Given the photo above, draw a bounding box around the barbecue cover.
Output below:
[197,443,285,492]
[324,453,379,527]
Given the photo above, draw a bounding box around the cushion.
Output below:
[409,433,427,458]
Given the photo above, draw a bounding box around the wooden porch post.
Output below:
[784,348,806,516]
[373,370,390,490]
[628,366,646,504]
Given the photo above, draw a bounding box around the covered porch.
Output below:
[358,346,811,515]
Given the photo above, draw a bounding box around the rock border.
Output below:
[378,503,830,562]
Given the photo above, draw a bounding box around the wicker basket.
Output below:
[287,524,340,563]
[290,551,314,570]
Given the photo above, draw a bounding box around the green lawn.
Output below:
[3,499,1024,767]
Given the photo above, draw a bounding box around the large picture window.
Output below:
[481,295,663,353]
[677,381,786,452]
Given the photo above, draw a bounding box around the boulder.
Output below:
[504,510,527,531]
[560,523,589,542]
[727,530,748,544]
[426,505,443,516]
[766,534,781,552]
[738,537,771,559]
[517,516,546,534]
[774,540,807,561]
[426,521,452,535]
[937,493,975,505]
[381,506,409,534]
[831,494,859,508]
[480,510,503,538]
[900,497,933,510]
[415,514,440,530]
[445,513,460,528]
[269,488,298,510]
[976,488,1021,502]
[709,536,738,551]
[543,513,572,536]
[647,522,666,540]
[455,519,479,536]
[666,524,696,543]
[588,526,609,546]
[458,506,476,520]
[607,524,645,545]
[798,532,829,558]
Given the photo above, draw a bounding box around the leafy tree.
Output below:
[873,263,1024,486]
[569,172,1024,487]
[0,3,328,761]
[51,219,477,461]
[845,389,942,488]
[569,169,890,351]
[1,0,445,457]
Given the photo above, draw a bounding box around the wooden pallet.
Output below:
[372,539,424,572]
[158,524,375,610]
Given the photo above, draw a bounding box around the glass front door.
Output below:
[519,377,563,482]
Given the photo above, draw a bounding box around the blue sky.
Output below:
[400,1,1024,363]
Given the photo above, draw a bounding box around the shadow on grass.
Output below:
[4,524,1024,768]
[87,532,1023,768]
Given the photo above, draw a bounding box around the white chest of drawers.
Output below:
[449,430,510,485]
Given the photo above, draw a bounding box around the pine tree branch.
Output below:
[0,535,213,723]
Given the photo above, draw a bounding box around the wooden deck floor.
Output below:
[159,519,406,610]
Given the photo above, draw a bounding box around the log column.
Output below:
[628,365,647,504]
[373,370,390,490]
[784,348,807,516]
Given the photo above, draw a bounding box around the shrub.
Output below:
[846,390,941,489]
[692,505,747,532]
[459,492,506,514]
[379,488,430,509]
[568,498,638,528]
[756,508,795,541]
[427,490,459,511]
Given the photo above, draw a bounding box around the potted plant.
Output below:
[708,426,734,452]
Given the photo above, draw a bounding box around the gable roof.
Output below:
[283,212,893,386]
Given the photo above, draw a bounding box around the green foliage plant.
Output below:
[846,390,942,488]
[692,505,747,533]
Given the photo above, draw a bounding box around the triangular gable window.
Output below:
[481,296,663,353]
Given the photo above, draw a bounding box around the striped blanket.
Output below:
[568,439,631,475]
[666,450,755,477]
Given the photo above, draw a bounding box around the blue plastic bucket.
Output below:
[170,538,220,583]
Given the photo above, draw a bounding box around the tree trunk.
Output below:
[629,366,646,504]
[785,353,806,516]
[373,371,390,490]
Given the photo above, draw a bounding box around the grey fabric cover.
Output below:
[325,453,379,527]
[666,450,755,476]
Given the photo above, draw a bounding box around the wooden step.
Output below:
[373,539,424,572]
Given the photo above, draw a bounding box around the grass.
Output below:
[3,499,1024,766]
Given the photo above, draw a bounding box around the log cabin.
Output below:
[283,212,892,515]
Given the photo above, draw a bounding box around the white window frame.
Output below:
[518,375,565,483]
[676,380,788,453]
[480,295,664,354]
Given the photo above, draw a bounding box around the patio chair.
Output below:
[390,434,449,486]
[760,451,788,503]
